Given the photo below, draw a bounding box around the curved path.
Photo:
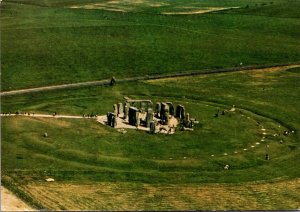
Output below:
[1,63,299,97]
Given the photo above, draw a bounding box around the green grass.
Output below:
[286,67,300,74]
[1,0,300,209]
[1,67,299,210]
[1,0,300,90]
[2,66,299,187]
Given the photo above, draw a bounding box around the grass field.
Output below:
[1,65,300,210]
[4,179,299,210]
[1,0,300,90]
[1,0,300,210]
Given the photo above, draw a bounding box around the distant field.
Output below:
[1,0,300,90]
[2,65,300,210]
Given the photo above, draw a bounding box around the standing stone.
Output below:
[107,112,113,126]
[129,107,139,126]
[185,113,191,128]
[186,113,190,122]
[135,111,140,127]
[107,112,110,125]
[167,102,174,116]
[140,102,146,113]
[175,105,183,118]
[118,103,123,117]
[155,102,161,118]
[150,121,156,134]
[146,109,154,127]
[161,103,169,112]
[180,106,185,120]
[112,114,117,127]
[175,105,186,120]
[113,104,118,115]
[147,102,153,111]
[160,103,169,121]
[107,112,117,127]
[124,103,129,120]
[164,111,170,125]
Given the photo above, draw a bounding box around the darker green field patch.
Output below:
[1,0,300,90]
[286,67,300,74]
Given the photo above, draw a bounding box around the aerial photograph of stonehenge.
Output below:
[1,0,300,211]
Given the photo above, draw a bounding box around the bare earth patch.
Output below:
[162,7,239,15]
[1,186,34,211]
[69,3,236,15]
[69,0,169,12]
[250,65,300,78]
[69,4,128,12]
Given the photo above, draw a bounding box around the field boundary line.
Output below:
[1,62,299,96]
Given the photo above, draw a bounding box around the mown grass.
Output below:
[1,0,300,90]
[19,179,300,210]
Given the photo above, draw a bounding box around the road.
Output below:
[1,63,299,97]
[0,113,86,119]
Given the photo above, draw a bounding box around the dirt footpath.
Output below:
[1,186,35,211]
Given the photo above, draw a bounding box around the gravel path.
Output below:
[1,186,35,211]
[0,113,85,119]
